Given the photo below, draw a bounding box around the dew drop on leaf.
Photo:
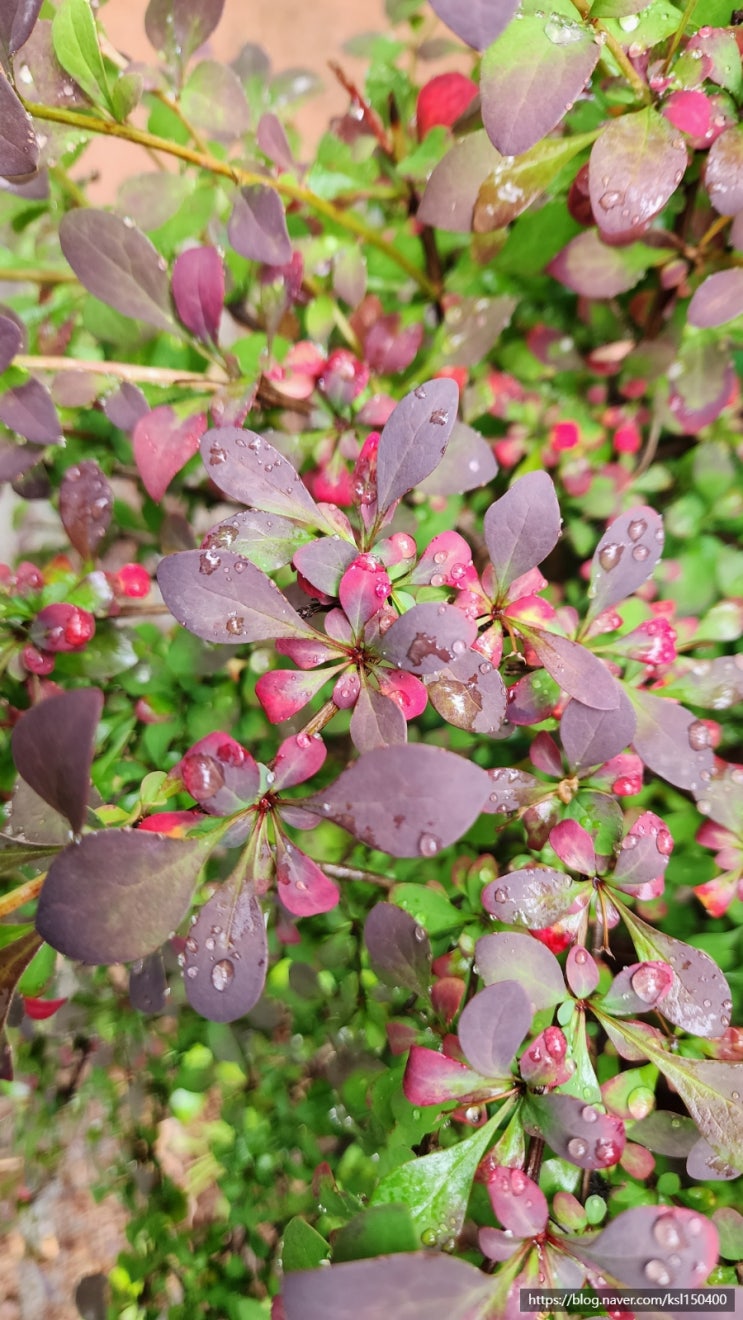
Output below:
[631,544,650,562]
[418,832,441,857]
[598,544,623,571]
[644,1259,671,1285]
[567,1137,588,1158]
[688,720,711,750]
[211,958,235,991]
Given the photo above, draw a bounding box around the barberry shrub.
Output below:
[1,0,743,1314]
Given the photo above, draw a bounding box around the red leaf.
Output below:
[416,73,478,138]
[133,406,207,501]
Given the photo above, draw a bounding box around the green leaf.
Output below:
[0,929,42,1032]
[595,1014,743,1171]
[474,130,598,233]
[372,1110,501,1246]
[390,883,464,936]
[602,0,680,48]
[17,940,55,997]
[281,1218,330,1271]
[110,71,143,122]
[52,0,112,111]
[0,837,59,876]
[332,1205,419,1262]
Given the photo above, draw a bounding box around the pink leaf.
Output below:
[403,1046,489,1106]
[171,245,224,342]
[133,406,206,501]
[339,554,392,634]
[487,1167,549,1237]
[272,732,326,791]
[549,819,597,874]
[256,666,339,722]
[275,839,339,916]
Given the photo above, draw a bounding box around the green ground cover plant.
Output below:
[1,0,743,1315]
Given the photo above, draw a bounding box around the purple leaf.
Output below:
[628,1110,700,1158]
[12,688,103,834]
[686,1137,741,1182]
[157,549,317,645]
[0,444,39,484]
[59,210,174,332]
[476,932,565,1011]
[487,1167,549,1238]
[481,768,543,815]
[129,951,167,1014]
[59,460,112,560]
[438,295,517,368]
[570,1205,718,1290]
[480,10,599,156]
[256,112,294,170]
[549,819,596,874]
[183,876,267,1022]
[117,173,191,231]
[674,657,743,719]
[483,472,561,599]
[0,313,21,373]
[474,132,597,235]
[275,839,339,917]
[0,0,43,61]
[631,689,715,792]
[350,686,406,753]
[566,945,599,997]
[133,406,206,502]
[272,732,326,791]
[695,761,743,833]
[417,422,498,496]
[548,229,656,297]
[526,630,621,711]
[589,108,687,244]
[304,745,491,858]
[621,905,733,1039]
[282,1253,493,1320]
[375,378,459,515]
[587,506,664,617]
[503,671,560,727]
[611,811,672,892]
[202,510,313,575]
[0,378,61,445]
[227,185,292,266]
[37,830,212,964]
[0,70,38,182]
[404,1047,492,1106]
[144,0,224,65]
[180,60,249,143]
[705,126,743,216]
[524,1093,626,1170]
[427,649,507,734]
[417,130,501,233]
[364,902,431,996]
[103,381,148,432]
[339,556,392,634]
[458,981,531,1076]
[560,688,637,771]
[293,536,357,594]
[688,268,743,328]
[200,427,337,533]
[428,0,519,49]
[482,866,587,928]
[668,340,735,433]
[599,960,674,1015]
[171,246,224,342]
[377,602,477,676]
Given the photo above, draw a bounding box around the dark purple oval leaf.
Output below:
[668,340,735,433]
[483,471,561,599]
[292,536,357,594]
[0,313,21,373]
[377,602,477,676]
[688,268,743,328]
[304,745,491,858]
[103,381,148,432]
[524,1093,625,1170]
[526,630,621,711]
[171,246,224,342]
[438,296,517,369]
[0,0,43,61]
[59,210,175,333]
[375,379,459,515]
[0,69,38,182]
[429,0,519,49]
[599,960,674,1016]
[694,761,743,833]
[427,649,507,733]
[257,112,294,171]
[481,10,599,156]
[587,506,664,618]
[611,812,672,892]
[418,421,498,495]
[183,876,267,1023]
[482,866,586,928]
[227,184,292,266]
[0,378,61,445]
[129,951,167,1014]
[589,108,687,244]
[620,905,732,1039]
[560,688,637,771]
[631,689,715,793]
[282,1253,493,1320]
[481,767,543,816]
[12,688,103,834]
[59,460,112,560]
[144,0,224,64]
[459,981,531,1076]
[504,670,561,727]
[364,902,431,997]
[418,130,501,233]
[705,126,743,216]
[157,549,317,645]
[200,427,336,533]
[686,1137,741,1182]
[36,830,212,964]
[628,1110,699,1158]
[350,686,406,753]
[570,1204,718,1290]
[0,441,39,484]
[548,229,656,297]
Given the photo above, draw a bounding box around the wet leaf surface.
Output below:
[199,427,336,532]
[560,688,637,770]
[487,1166,548,1237]
[630,689,715,793]
[482,865,586,928]
[427,648,507,733]
[282,1252,493,1320]
[133,406,207,502]
[144,0,225,66]
[59,460,112,559]
[0,67,38,182]
[128,951,167,1014]
[705,125,743,215]
[589,108,687,244]
[378,602,477,676]
[157,549,317,645]
[12,688,103,834]
[688,268,743,328]
[0,378,61,445]
[524,1092,626,1170]
[526,630,621,711]
[429,0,519,49]
[183,875,267,1022]
[59,210,175,331]
[619,904,733,1038]
[0,0,43,63]
[548,229,659,297]
[458,981,532,1075]
[228,184,292,266]
[364,902,431,997]
[350,685,406,752]
[570,1204,719,1289]
[483,471,561,599]
[376,378,459,515]
[587,506,665,617]
[476,932,565,1011]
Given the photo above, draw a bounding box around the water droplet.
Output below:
[581,1105,599,1123]
[186,966,198,979]
[599,190,624,210]
[418,833,441,857]
[631,544,650,562]
[185,937,198,954]
[688,720,711,751]
[211,958,234,991]
[595,1138,620,1164]
[567,1137,588,1159]
[544,13,583,43]
[628,518,647,541]
[414,925,427,943]
[199,550,221,575]
[631,964,667,1003]
[429,409,448,426]
[622,833,638,850]
[225,614,244,636]
[598,543,623,572]
[574,948,588,964]
[656,829,673,856]
[510,1169,527,1194]
[644,1259,671,1286]
[452,639,466,655]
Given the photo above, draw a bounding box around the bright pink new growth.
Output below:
[339,555,392,634]
[171,246,225,343]
[318,349,370,406]
[416,72,478,138]
[271,732,326,791]
[177,732,260,813]
[31,602,95,652]
[519,1027,573,1088]
[274,837,339,916]
[662,90,713,143]
[137,810,205,836]
[111,563,150,598]
[352,431,380,511]
[614,617,677,666]
[549,819,597,875]
[486,1166,549,1238]
[21,644,55,675]
[550,420,580,452]
[133,406,207,502]
[376,670,428,720]
[403,1045,484,1106]
[256,666,341,721]
[22,996,68,1020]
